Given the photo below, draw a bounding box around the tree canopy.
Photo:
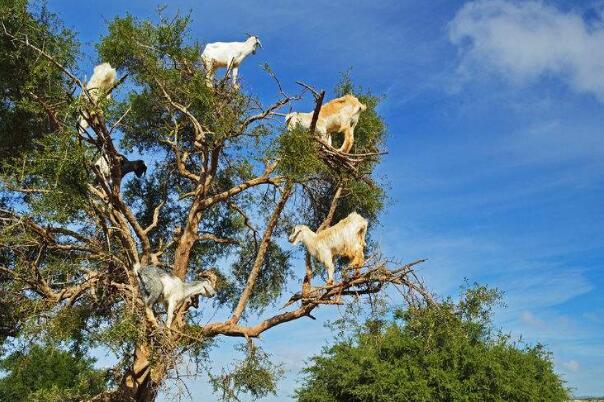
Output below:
[295,285,570,402]
[0,344,108,402]
[0,1,429,401]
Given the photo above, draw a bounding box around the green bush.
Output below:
[0,344,109,402]
[296,286,569,402]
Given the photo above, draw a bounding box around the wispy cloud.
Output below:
[563,359,580,372]
[520,310,547,329]
[449,0,604,101]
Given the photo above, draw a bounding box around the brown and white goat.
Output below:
[285,95,367,153]
[289,212,368,285]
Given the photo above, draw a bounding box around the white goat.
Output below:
[134,263,217,328]
[286,95,367,153]
[94,155,110,181]
[201,35,262,89]
[78,63,117,133]
[289,212,368,285]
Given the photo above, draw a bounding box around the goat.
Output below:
[94,154,147,182]
[289,212,368,285]
[201,35,262,89]
[133,263,217,328]
[78,63,117,133]
[285,95,367,153]
[285,111,330,143]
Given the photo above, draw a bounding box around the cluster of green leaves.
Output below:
[296,285,570,402]
[0,344,109,402]
[208,343,284,402]
[0,0,87,222]
[97,11,248,154]
[0,0,78,160]
[17,133,90,223]
[275,125,326,182]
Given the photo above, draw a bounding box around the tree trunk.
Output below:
[173,211,201,278]
[119,344,166,402]
[173,228,197,279]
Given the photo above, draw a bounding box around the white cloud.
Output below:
[449,0,604,101]
[563,359,580,372]
[520,310,546,328]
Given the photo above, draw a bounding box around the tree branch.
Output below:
[1,23,84,89]
[155,78,205,144]
[317,185,343,232]
[230,182,293,324]
[142,201,165,235]
[162,138,201,182]
[195,161,281,212]
[191,259,429,339]
[240,95,300,130]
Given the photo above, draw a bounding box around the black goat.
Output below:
[120,158,147,178]
[94,154,147,181]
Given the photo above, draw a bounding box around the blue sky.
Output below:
[48,0,604,399]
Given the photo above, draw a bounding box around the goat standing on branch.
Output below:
[286,94,367,153]
[201,35,262,89]
[77,62,116,133]
[94,154,147,183]
[133,263,217,328]
[289,212,368,285]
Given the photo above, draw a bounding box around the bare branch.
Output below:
[195,161,281,212]
[162,138,201,182]
[230,182,293,324]
[309,90,325,136]
[228,202,259,247]
[109,106,132,134]
[317,185,343,232]
[296,81,321,99]
[198,233,238,244]
[143,201,165,235]
[240,95,300,130]
[155,78,206,144]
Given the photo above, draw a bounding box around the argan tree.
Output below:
[0,2,430,400]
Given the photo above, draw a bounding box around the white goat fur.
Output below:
[94,155,110,179]
[78,63,117,132]
[133,263,217,328]
[201,36,261,88]
[285,95,367,153]
[289,212,368,284]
